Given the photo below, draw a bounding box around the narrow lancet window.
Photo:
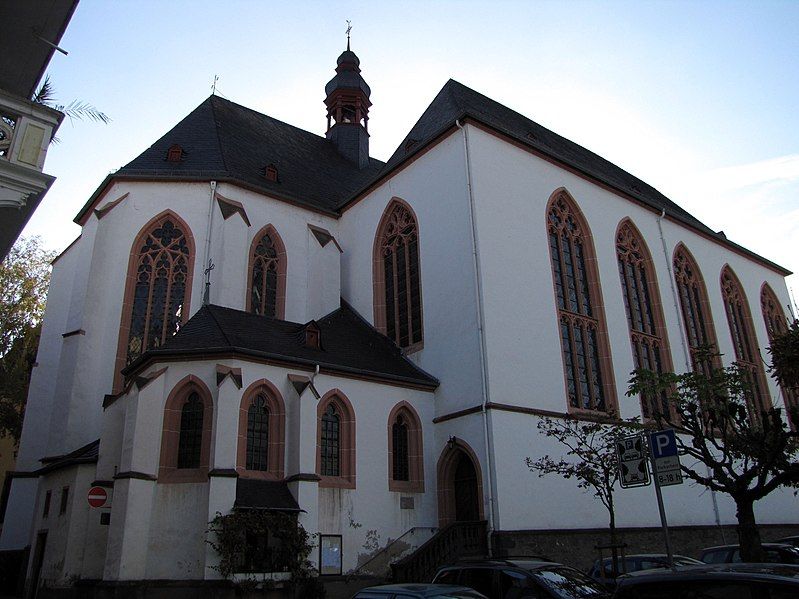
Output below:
[375,201,423,350]
[126,217,191,366]
[547,191,613,413]
[616,221,673,419]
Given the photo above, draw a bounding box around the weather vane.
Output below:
[211,75,219,95]
[346,20,352,50]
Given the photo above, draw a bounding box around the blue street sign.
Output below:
[649,429,678,459]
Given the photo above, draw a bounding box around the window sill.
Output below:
[318,475,355,490]
[158,467,208,484]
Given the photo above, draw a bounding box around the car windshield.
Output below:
[534,566,608,598]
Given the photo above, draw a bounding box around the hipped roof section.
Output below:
[75,81,789,275]
[123,302,439,390]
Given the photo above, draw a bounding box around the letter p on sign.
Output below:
[649,429,678,459]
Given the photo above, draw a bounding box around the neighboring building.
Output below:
[0,0,77,259]
[1,43,796,596]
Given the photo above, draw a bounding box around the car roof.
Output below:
[701,543,796,551]
[356,583,484,596]
[444,558,559,569]
[599,553,696,561]
[617,563,799,585]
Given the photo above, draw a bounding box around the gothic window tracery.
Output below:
[126,217,191,366]
[547,192,613,413]
[375,201,423,350]
[721,267,770,416]
[673,246,719,376]
[249,227,285,318]
[616,221,673,419]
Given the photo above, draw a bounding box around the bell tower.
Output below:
[324,36,371,169]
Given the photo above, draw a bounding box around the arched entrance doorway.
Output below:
[436,439,484,527]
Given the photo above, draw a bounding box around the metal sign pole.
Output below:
[649,442,675,569]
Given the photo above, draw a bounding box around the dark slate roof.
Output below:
[350,79,789,274]
[235,479,302,512]
[75,95,383,220]
[123,302,438,390]
[37,439,100,475]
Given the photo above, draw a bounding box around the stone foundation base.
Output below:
[492,523,799,571]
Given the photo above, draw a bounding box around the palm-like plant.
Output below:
[32,75,110,125]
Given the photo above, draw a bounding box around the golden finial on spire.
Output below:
[346,20,352,50]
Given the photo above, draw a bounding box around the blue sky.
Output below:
[25,0,799,303]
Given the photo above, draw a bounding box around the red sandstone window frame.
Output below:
[372,198,424,353]
[672,244,722,374]
[316,390,356,489]
[545,188,617,416]
[245,224,287,319]
[720,266,771,417]
[615,218,675,421]
[158,375,213,483]
[387,402,424,493]
[113,210,196,392]
[760,282,798,427]
[236,379,286,479]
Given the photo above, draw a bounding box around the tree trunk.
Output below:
[735,497,764,562]
[608,492,621,577]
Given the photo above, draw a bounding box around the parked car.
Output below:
[775,535,799,548]
[699,543,799,564]
[613,563,799,598]
[352,584,488,598]
[587,554,703,585]
[432,558,609,598]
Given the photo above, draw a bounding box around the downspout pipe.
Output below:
[203,181,218,305]
[456,119,497,548]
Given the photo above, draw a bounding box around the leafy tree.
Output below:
[526,413,639,574]
[769,319,799,394]
[0,237,55,442]
[628,348,799,562]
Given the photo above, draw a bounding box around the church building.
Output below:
[1,43,796,594]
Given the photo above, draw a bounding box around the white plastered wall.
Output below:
[338,133,484,420]
[463,123,798,532]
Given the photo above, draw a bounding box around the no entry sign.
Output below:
[87,487,108,508]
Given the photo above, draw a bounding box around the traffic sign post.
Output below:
[87,487,108,509]
[650,429,683,487]
[616,434,650,488]
[647,429,684,569]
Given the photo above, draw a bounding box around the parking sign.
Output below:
[649,429,683,487]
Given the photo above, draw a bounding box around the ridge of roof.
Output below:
[340,79,790,276]
[208,95,230,173]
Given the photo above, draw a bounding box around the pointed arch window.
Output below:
[547,190,615,414]
[388,403,424,492]
[374,200,423,351]
[761,284,797,425]
[158,377,212,483]
[721,267,770,416]
[616,221,673,419]
[673,246,720,376]
[321,404,340,476]
[247,225,287,319]
[317,391,355,488]
[125,217,192,367]
[177,392,203,469]
[246,394,270,471]
[236,380,286,479]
